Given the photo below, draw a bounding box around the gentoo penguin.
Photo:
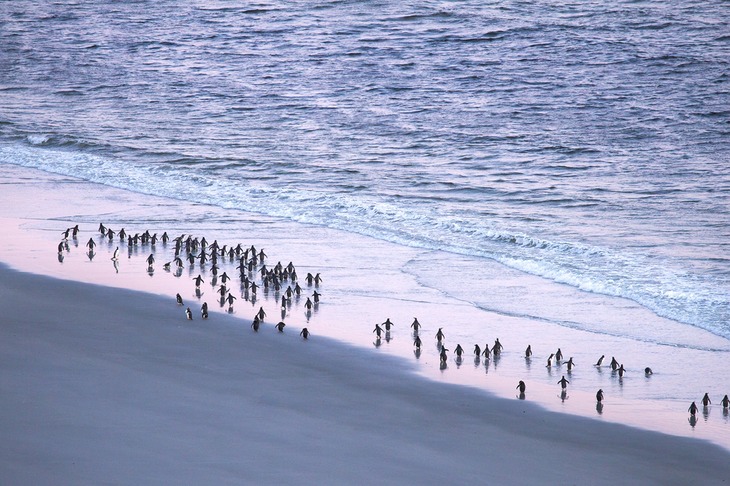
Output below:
[86,238,96,250]
[454,344,464,357]
[688,401,699,416]
[439,347,449,364]
[435,328,445,342]
[414,335,422,349]
[644,367,653,375]
[618,364,625,377]
[185,307,193,320]
[516,380,526,394]
[251,317,260,331]
[594,355,605,367]
[610,357,619,371]
[111,246,120,261]
[304,298,313,310]
[492,338,503,356]
[382,318,393,331]
[482,345,491,359]
[176,293,184,305]
[474,344,481,357]
[314,273,322,285]
[300,328,309,339]
[525,345,532,358]
[555,348,563,362]
[312,291,321,304]
[702,393,711,407]
[193,275,204,287]
[373,324,383,338]
[257,307,266,320]
[275,321,286,332]
[411,318,421,332]
[566,357,575,371]
[546,353,554,368]
[721,395,729,409]
[146,254,155,267]
[557,375,569,390]
[596,389,604,403]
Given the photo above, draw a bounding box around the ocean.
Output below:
[1,0,729,445]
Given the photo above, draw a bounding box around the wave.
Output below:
[1,141,728,339]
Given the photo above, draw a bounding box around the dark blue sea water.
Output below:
[1,0,729,339]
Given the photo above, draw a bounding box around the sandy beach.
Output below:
[0,164,729,484]
[2,264,730,485]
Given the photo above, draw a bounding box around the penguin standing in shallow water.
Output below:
[525,345,532,358]
[516,380,526,394]
[111,246,120,261]
[594,355,605,367]
[596,389,604,403]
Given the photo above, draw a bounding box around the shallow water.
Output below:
[2,164,728,450]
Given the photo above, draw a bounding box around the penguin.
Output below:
[373,324,383,338]
[525,345,532,358]
[300,328,309,340]
[411,318,421,333]
[225,293,236,306]
[688,401,699,416]
[566,357,575,371]
[71,224,80,238]
[594,355,605,367]
[111,246,120,261]
[312,291,321,304]
[201,308,208,319]
[492,338,503,356]
[482,345,491,360]
[185,307,193,320]
[57,241,66,253]
[644,367,653,375]
[516,380,526,394]
[618,364,625,377]
[557,375,569,390]
[176,293,183,305]
[257,307,266,321]
[201,302,208,314]
[146,254,155,267]
[251,317,260,332]
[314,273,322,285]
[304,298,313,310]
[474,344,481,357]
[596,389,604,403]
[86,238,96,250]
[414,335,422,349]
[721,395,729,409]
[546,353,554,368]
[435,328,445,342]
[610,357,619,371]
[275,321,286,332]
[702,393,711,407]
[439,347,449,364]
[454,344,464,357]
[555,348,563,362]
[193,275,204,287]
[305,273,314,285]
[382,318,394,331]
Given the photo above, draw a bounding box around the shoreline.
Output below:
[1,163,729,459]
[2,263,730,484]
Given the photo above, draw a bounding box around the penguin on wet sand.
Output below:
[185,307,193,320]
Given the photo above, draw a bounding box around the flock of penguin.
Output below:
[58,223,323,342]
[59,224,728,422]
[373,317,730,421]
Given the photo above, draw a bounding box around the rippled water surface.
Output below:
[1,0,728,336]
